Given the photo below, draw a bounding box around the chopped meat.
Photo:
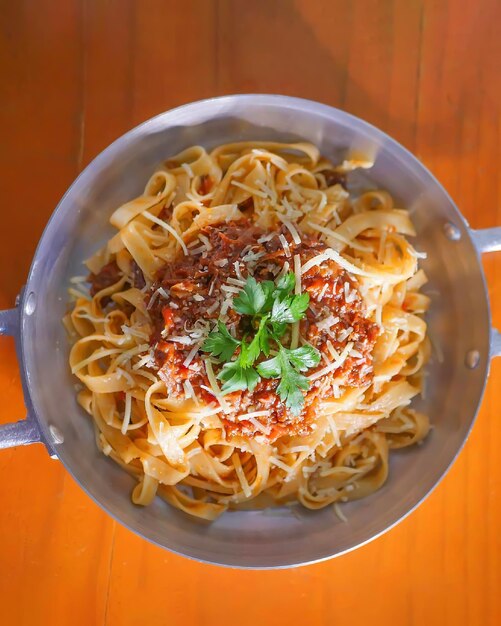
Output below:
[131,260,146,289]
[318,169,347,189]
[88,261,121,296]
[147,220,378,442]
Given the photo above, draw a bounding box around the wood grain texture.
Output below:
[0,1,500,624]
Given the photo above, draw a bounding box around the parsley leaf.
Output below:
[257,344,321,414]
[203,272,319,412]
[202,320,240,361]
[275,271,295,298]
[286,345,322,371]
[218,360,260,394]
[271,292,310,324]
[261,280,277,312]
[233,276,266,315]
[239,317,268,367]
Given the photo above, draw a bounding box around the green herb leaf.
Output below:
[202,320,240,361]
[261,280,277,312]
[271,292,310,324]
[286,344,322,371]
[257,344,320,414]
[256,354,282,378]
[233,276,266,315]
[259,323,271,356]
[206,270,318,412]
[275,271,295,298]
[276,368,309,415]
[218,360,260,394]
[287,292,310,321]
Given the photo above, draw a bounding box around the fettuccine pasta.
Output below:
[66,141,430,521]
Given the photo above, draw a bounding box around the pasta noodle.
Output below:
[66,141,431,520]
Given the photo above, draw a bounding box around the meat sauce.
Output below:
[145,219,379,442]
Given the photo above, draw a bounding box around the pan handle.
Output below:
[0,306,43,449]
[471,227,501,358]
[492,329,501,359]
[471,227,501,254]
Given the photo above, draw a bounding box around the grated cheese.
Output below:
[133,353,154,371]
[181,162,194,177]
[270,457,294,474]
[142,210,188,255]
[289,445,310,453]
[121,325,149,341]
[70,275,87,284]
[293,255,302,294]
[317,315,340,331]
[247,417,271,435]
[121,392,132,434]
[198,234,212,250]
[278,234,291,257]
[308,341,353,381]
[221,284,241,295]
[333,502,348,523]
[203,359,230,413]
[166,335,194,345]
[233,261,244,281]
[68,287,91,301]
[327,415,341,447]
[307,222,372,252]
[206,300,220,315]
[116,367,135,386]
[183,344,200,368]
[257,233,275,244]
[236,410,271,421]
[301,248,377,278]
[231,180,268,199]
[232,453,252,497]
[183,379,200,405]
[226,277,246,287]
[278,216,302,244]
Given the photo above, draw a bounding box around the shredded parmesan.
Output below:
[308,342,353,381]
[183,379,199,405]
[226,277,246,287]
[278,216,302,245]
[270,457,294,474]
[121,392,132,434]
[236,410,271,421]
[333,502,348,523]
[231,180,268,199]
[278,234,291,257]
[206,300,220,315]
[301,248,378,279]
[327,415,341,447]
[232,453,252,497]
[181,162,194,178]
[203,359,230,413]
[183,344,200,368]
[293,255,302,294]
[307,222,372,252]
[142,210,188,255]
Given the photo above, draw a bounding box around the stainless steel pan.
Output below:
[1,95,500,568]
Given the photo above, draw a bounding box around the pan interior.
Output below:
[21,96,490,568]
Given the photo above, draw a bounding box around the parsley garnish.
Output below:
[201,272,321,414]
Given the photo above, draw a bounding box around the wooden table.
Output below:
[1,1,500,624]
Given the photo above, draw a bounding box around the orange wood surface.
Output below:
[1,1,500,624]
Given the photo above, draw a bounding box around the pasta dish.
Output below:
[66,141,430,521]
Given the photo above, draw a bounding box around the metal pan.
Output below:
[1,95,500,568]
